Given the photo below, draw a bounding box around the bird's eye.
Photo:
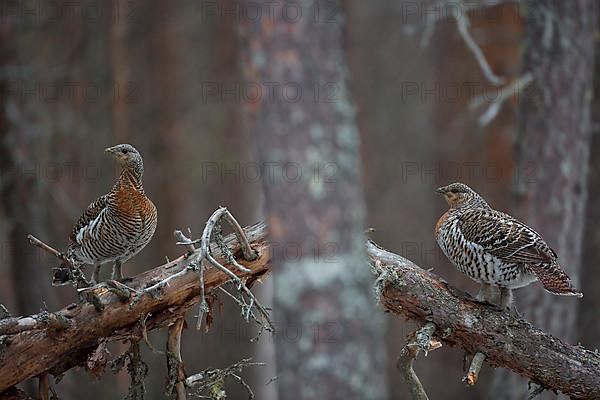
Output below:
[121,149,128,154]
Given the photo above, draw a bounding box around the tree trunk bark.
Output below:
[238,2,388,399]
[491,1,596,398]
[579,1,600,352]
[0,0,56,317]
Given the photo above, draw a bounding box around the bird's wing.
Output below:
[458,209,582,297]
[457,209,556,264]
[70,194,110,244]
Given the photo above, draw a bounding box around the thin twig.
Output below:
[471,73,534,127]
[27,234,90,289]
[218,285,267,342]
[174,230,196,255]
[206,253,274,332]
[219,208,258,261]
[129,263,199,310]
[449,0,505,85]
[141,314,164,355]
[397,322,439,400]
[464,352,486,386]
[186,358,264,400]
[26,234,68,264]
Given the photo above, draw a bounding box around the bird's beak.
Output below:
[435,187,445,194]
[105,146,116,154]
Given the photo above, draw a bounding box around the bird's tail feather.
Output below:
[529,262,583,298]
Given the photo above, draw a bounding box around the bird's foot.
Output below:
[471,294,504,311]
[475,299,505,312]
[474,291,485,302]
[104,280,138,302]
[507,304,523,318]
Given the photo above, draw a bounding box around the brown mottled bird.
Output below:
[435,182,582,310]
[67,144,157,283]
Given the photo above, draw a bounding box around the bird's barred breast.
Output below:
[73,195,156,265]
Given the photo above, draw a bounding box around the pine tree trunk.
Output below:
[579,2,600,353]
[238,1,388,398]
[0,0,55,317]
[491,1,596,398]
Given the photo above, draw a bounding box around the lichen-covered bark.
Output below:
[493,1,596,398]
[238,1,387,398]
[369,242,600,400]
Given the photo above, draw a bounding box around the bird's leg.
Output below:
[91,265,102,284]
[112,260,123,281]
[500,287,515,312]
[475,283,488,302]
[476,283,499,306]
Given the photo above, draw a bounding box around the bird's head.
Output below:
[436,182,487,208]
[105,144,143,172]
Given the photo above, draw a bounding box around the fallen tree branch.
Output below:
[0,221,271,392]
[369,241,600,399]
[3,222,599,399]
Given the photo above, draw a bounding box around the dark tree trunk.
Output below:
[0,0,55,316]
[491,1,596,398]
[579,2,600,352]
[238,1,387,398]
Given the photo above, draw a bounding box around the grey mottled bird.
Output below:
[67,144,157,283]
[435,182,582,310]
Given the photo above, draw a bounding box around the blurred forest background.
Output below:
[0,0,598,399]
